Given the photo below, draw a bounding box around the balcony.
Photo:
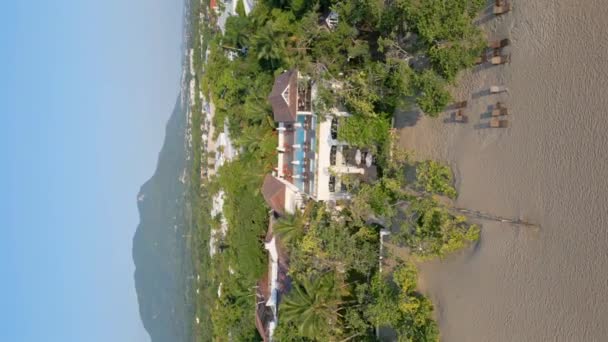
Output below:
[330,118,338,140]
[330,146,337,166]
[297,79,312,112]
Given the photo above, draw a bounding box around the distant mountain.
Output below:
[133,96,194,342]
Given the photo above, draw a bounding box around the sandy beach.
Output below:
[396,0,608,340]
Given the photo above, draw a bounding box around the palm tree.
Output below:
[242,97,271,125]
[237,125,266,153]
[280,274,342,339]
[254,22,285,68]
[273,211,305,245]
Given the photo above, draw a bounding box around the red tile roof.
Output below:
[255,272,271,342]
[261,175,286,215]
[268,69,298,122]
[255,215,292,341]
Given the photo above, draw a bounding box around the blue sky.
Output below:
[0,0,183,341]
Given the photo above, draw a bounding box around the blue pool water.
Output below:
[292,115,316,192]
[294,178,304,190]
[294,147,305,190]
[296,117,306,145]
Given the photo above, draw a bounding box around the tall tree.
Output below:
[280,274,342,339]
[253,22,286,68]
[273,210,305,245]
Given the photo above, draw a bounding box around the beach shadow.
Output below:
[445,101,467,111]
[480,111,494,119]
[474,12,496,26]
[473,122,492,130]
[443,114,456,124]
[473,62,495,73]
[473,0,497,25]
[443,112,469,124]
[472,89,491,99]
[457,236,483,264]
[394,107,422,128]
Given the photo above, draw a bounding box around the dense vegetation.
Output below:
[271,143,479,340]
[368,262,439,341]
[187,0,487,340]
[186,0,214,341]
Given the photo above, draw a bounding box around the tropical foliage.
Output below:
[416,160,457,198]
[368,262,440,341]
[337,115,390,151]
[414,70,452,116]
[399,197,480,260]
[280,274,342,339]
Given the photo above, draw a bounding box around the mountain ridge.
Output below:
[133,96,194,342]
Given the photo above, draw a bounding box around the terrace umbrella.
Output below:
[365,153,372,167]
[355,149,362,165]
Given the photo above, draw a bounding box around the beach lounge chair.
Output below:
[454,100,468,109]
[455,110,468,123]
[492,108,508,116]
[491,54,511,65]
[494,2,511,15]
[490,85,508,93]
[490,118,509,128]
[492,103,507,116]
[489,38,510,49]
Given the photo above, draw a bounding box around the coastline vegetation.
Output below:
[187,0,486,340]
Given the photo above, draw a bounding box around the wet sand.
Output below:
[396,0,608,340]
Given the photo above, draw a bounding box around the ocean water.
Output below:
[397,0,608,340]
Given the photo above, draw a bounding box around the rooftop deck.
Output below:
[297,79,312,112]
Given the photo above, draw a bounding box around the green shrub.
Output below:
[416,160,457,198]
[414,70,451,116]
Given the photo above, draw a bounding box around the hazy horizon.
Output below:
[0,0,184,341]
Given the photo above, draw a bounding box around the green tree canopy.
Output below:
[416,160,457,198]
[280,274,342,340]
[273,210,306,245]
[400,197,480,259]
[414,70,451,116]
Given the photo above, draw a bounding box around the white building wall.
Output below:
[264,237,280,340]
[315,116,333,201]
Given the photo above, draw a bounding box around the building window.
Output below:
[330,146,337,166]
[331,118,338,140]
[329,176,336,193]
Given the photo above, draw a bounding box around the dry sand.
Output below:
[395,0,608,340]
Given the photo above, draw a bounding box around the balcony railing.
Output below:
[330,118,338,140]
[297,80,312,112]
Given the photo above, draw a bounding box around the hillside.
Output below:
[132,96,194,342]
